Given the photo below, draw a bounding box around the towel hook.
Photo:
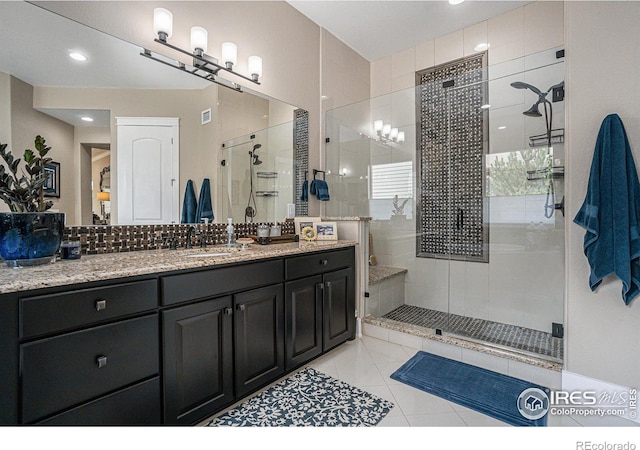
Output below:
[313,169,326,180]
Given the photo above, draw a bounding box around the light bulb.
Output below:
[382,124,391,137]
[248,55,263,81]
[374,120,384,133]
[153,8,173,41]
[390,128,399,140]
[397,131,405,143]
[221,42,237,70]
[190,27,208,55]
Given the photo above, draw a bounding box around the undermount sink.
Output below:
[184,252,230,258]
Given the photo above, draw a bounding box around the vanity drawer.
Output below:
[285,248,354,280]
[21,314,159,424]
[37,378,161,426]
[161,260,283,306]
[20,279,158,339]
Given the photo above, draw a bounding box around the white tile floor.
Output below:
[301,335,638,428]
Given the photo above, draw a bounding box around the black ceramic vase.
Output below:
[0,212,65,267]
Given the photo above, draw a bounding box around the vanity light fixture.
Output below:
[373,120,404,144]
[141,7,263,92]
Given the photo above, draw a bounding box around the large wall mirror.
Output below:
[0,1,307,226]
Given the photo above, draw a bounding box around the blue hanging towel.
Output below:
[300,179,308,202]
[195,178,215,223]
[574,113,640,305]
[309,178,317,196]
[181,179,197,223]
[314,179,330,201]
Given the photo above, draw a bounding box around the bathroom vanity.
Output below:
[0,241,356,425]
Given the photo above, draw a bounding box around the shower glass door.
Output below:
[324,46,565,362]
[218,121,295,223]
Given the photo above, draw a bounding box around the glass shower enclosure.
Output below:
[325,47,565,362]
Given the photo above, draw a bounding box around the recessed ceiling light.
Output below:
[498,126,507,130]
[474,43,491,52]
[81,116,94,122]
[449,0,464,5]
[481,104,491,109]
[69,52,87,61]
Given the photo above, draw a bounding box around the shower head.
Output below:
[510,81,543,96]
[253,144,262,150]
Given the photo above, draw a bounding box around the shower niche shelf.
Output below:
[528,128,564,148]
[256,191,279,197]
[526,166,565,181]
[257,172,279,178]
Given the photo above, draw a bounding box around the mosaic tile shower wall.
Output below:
[294,109,309,216]
[416,53,489,262]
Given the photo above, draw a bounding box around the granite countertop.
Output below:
[0,240,357,294]
[322,216,372,221]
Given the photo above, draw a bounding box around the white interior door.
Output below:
[116,117,179,224]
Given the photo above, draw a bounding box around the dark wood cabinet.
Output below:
[162,296,233,425]
[322,267,355,351]
[284,247,356,369]
[2,245,356,425]
[285,276,323,371]
[233,284,285,397]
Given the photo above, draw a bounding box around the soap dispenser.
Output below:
[225,218,236,247]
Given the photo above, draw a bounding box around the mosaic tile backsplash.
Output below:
[416,53,488,262]
[294,109,309,216]
[63,221,296,255]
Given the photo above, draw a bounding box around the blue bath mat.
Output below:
[391,351,550,426]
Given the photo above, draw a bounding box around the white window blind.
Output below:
[370,161,413,199]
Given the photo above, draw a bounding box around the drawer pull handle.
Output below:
[95,299,107,311]
[224,307,233,316]
[237,304,245,312]
[96,355,108,369]
[320,259,328,266]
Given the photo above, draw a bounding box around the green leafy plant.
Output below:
[0,136,54,212]
[392,194,410,216]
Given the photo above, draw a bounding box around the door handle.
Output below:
[224,307,233,315]
[95,299,107,311]
[237,304,245,312]
[96,355,108,369]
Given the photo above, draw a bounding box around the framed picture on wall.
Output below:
[314,221,338,241]
[43,161,60,198]
[294,216,321,235]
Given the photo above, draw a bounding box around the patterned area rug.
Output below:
[208,367,394,426]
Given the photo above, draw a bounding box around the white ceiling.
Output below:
[0,1,531,127]
[287,0,531,61]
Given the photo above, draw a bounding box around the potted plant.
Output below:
[0,136,65,266]
[391,194,410,220]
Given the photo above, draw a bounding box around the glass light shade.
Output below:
[153,8,173,39]
[397,131,405,142]
[374,120,384,132]
[221,42,237,68]
[190,27,208,53]
[390,128,399,140]
[248,55,263,80]
[97,191,110,202]
[382,124,391,136]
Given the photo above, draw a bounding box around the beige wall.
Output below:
[38,0,323,214]
[565,1,640,388]
[3,77,75,218]
[0,73,11,153]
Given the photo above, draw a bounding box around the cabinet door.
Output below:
[162,296,233,425]
[285,276,323,371]
[323,268,355,351]
[234,284,284,397]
